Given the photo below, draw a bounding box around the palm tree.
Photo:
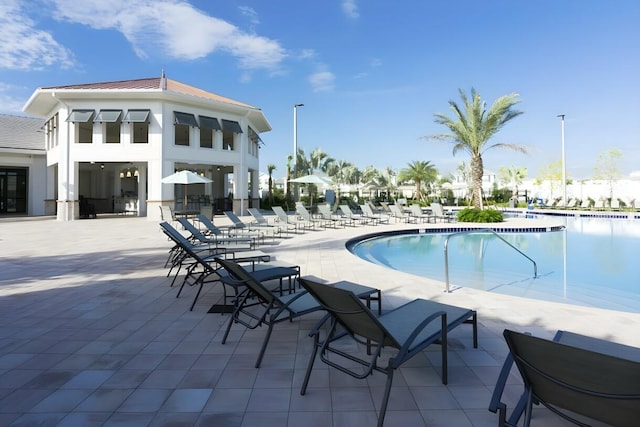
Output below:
[285,155,292,198]
[498,166,527,197]
[397,160,437,202]
[266,164,277,204]
[427,88,525,209]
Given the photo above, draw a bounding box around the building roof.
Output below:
[23,76,271,133]
[40,77,256,109]
[0,114,45,151]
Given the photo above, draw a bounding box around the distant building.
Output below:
[21,75,271,220]
[0,114,46,216]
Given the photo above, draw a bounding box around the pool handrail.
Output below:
[443,228,538,293]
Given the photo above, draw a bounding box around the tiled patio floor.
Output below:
[1,214,638,426]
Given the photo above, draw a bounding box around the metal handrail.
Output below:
[443,228,538,293]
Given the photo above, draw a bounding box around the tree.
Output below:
[266,164,276,204]
[498,166,527,196]
[397,160,437,202]
[593,148,623,202]
[285,155,292,198]
[426,88,525,209]
[536,160,565,201]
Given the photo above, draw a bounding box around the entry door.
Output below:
[0,174,5,212]
[0,169,27,214]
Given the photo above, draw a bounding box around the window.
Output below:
[221,119,242,151]
[95,110,122,144]
[66,109,94,144]
[199,115,220,149]
[174,112,197,146]
[124,109,150,143]
[45,113,58,149]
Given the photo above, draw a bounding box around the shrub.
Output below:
[456,208,504,223]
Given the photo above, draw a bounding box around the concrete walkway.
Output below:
[1,214,637,426]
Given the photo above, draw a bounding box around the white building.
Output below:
[0,114,47,216]
[22,75,271,221]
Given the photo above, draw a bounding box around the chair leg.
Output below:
[301,333,321,395]
[377,369,395,427]
[189,278,205,311]
[221,310,235,344]
[255,323,274,368]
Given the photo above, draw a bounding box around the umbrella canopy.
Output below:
[290,174,334,207]
[290,174,334,185]
[161,170,212,209]
[161,170,212,185]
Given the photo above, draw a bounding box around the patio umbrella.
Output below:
[290,174,334,185]
[290,174,334,207]
[161,170,212,209]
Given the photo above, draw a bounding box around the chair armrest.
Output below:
[395,310,446,361]
[271,290,311,319]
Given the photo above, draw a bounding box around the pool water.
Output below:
[349,216,640,313]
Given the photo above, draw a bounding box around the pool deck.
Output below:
[1,213,638,426]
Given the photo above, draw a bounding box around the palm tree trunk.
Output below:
[471,155,484,209]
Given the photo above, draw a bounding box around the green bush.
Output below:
[456,208,504,223]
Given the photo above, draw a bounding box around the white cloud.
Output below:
[341,0,359,19]
[308,71,335,92]
[0,0,75,70]
[49,0,286,71]
[239,6,260,26]
[0,82,29,114]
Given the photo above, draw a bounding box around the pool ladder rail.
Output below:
[443,228,538,293]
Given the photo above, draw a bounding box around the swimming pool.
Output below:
[348,216,640,313]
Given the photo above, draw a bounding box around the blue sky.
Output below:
[1,0,639,180]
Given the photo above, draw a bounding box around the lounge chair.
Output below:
[248,207,296,233]
[196,214,261,246]
[409,204,435,223]
[159,205,176,223]
[379,201,391,213]
[360,203,389,224]
[489,329,640,427]
[224,210,281,240]
[177,217,254,251]
[271,205,314,231]
[430,202,455,222]
[317,204,345,227]
[388,204,415,223]
[217,259,382,368]
[160,220,223,286]
[160,222,273,310]
[294,204,330,229]
[339,204,373,226]
[298,277,478,427]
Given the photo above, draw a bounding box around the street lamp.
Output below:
[557,114,566,205]
[293,103,304,201]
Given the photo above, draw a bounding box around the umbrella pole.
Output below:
[184,184,188,210]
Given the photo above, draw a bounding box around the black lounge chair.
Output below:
[197,214,262,246]
[489,329,640,427]
[177,217,255,250]
[297,277,477,427]
[160,222,276,310]
[216,259,381,369]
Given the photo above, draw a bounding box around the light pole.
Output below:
[557,114,566,205]
[293,103,304,201]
